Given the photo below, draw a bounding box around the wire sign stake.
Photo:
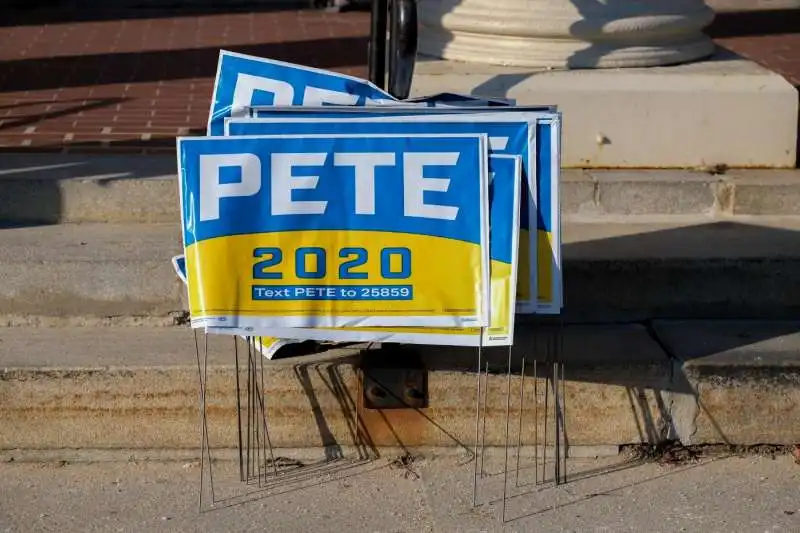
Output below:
[471,321,568,522]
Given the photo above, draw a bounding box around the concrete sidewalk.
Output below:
[0,455,797,532]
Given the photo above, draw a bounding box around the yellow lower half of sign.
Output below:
[213,258,513,347]
[537,229,558,310]
[186,229,486,323]
[321,259,512,343]
[517,228,532,307]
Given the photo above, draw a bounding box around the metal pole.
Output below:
[387,0,417,99]
[368,0,388,90]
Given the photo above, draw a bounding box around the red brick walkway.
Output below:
[0,7,797,155]
[0,8,370,151]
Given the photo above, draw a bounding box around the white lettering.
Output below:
[302,86,359,106]
[402,153,460,221]
[199,153,261,222]
[333,152,396,215]
[232,73,294,116]
[488,137,509,150]
[271,153,328,215]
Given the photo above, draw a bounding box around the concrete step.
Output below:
[3,219,800,321]
[411,51,798,168]
[1,322,797,451]
[3,154,800,223]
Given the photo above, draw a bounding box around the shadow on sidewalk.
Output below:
[0,36,369,93]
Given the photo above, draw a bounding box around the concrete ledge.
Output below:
[0,154,178,224]
[2,323,796,451]
[654,320,800,445]
[0,223,184,319]
[4,155,800,224]
[0,325,672,450]
[5,219,800,320]
[411,52,798,168]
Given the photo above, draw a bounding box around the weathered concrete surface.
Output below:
[411,52,798,168]
[654,320,800,446]
[3,154,800,223]
[0,223,184,319]
[562,217,800,320]
[6,218,800,320]
[0,325,671,451]
[0,456,797,533]
[0,154,177,224]
[423,455,800,533]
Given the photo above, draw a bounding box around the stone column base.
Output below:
[418,0,717,68]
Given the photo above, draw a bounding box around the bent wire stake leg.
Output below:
[561,359,567,484]
[258,338,280,478]
[252,339,263,487]
[194,330,205,512]
[472,342,483,507]
[515,356,526,487]
[194,330,216,511]
[501,346,513,523]
[534,358,539,485]
[542,352,549,485]
[553,356,560,486]
[204,333,215,503]
[479,360,489,479]
[246,337,254,483]
[234,337,244,482]
[558,318,567,485]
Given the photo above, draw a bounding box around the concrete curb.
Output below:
[1,322,797,453]
[410,52,798,168]
[2,154,800,223]
[655,320,800,446]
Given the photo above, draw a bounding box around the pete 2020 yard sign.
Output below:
[178,133,490,330]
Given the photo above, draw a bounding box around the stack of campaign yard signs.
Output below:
[173,50,562,358]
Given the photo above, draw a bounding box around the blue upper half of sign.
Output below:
[226,118,532,232]
[488,156,517,265]
[208,51,395,136]
[537,120,554,232]
[178,135,486,247]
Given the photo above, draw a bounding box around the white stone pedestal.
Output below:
[410,51,799,168]
[418,0,717,68]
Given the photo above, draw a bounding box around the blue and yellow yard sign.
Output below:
[177,133,491,330]
[202,154,521,347]
[207,50,396,136]
[238,107,562,315]
[226,114,538,314]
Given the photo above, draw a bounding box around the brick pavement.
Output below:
[0,7,797,156]
[0,8,370,151]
